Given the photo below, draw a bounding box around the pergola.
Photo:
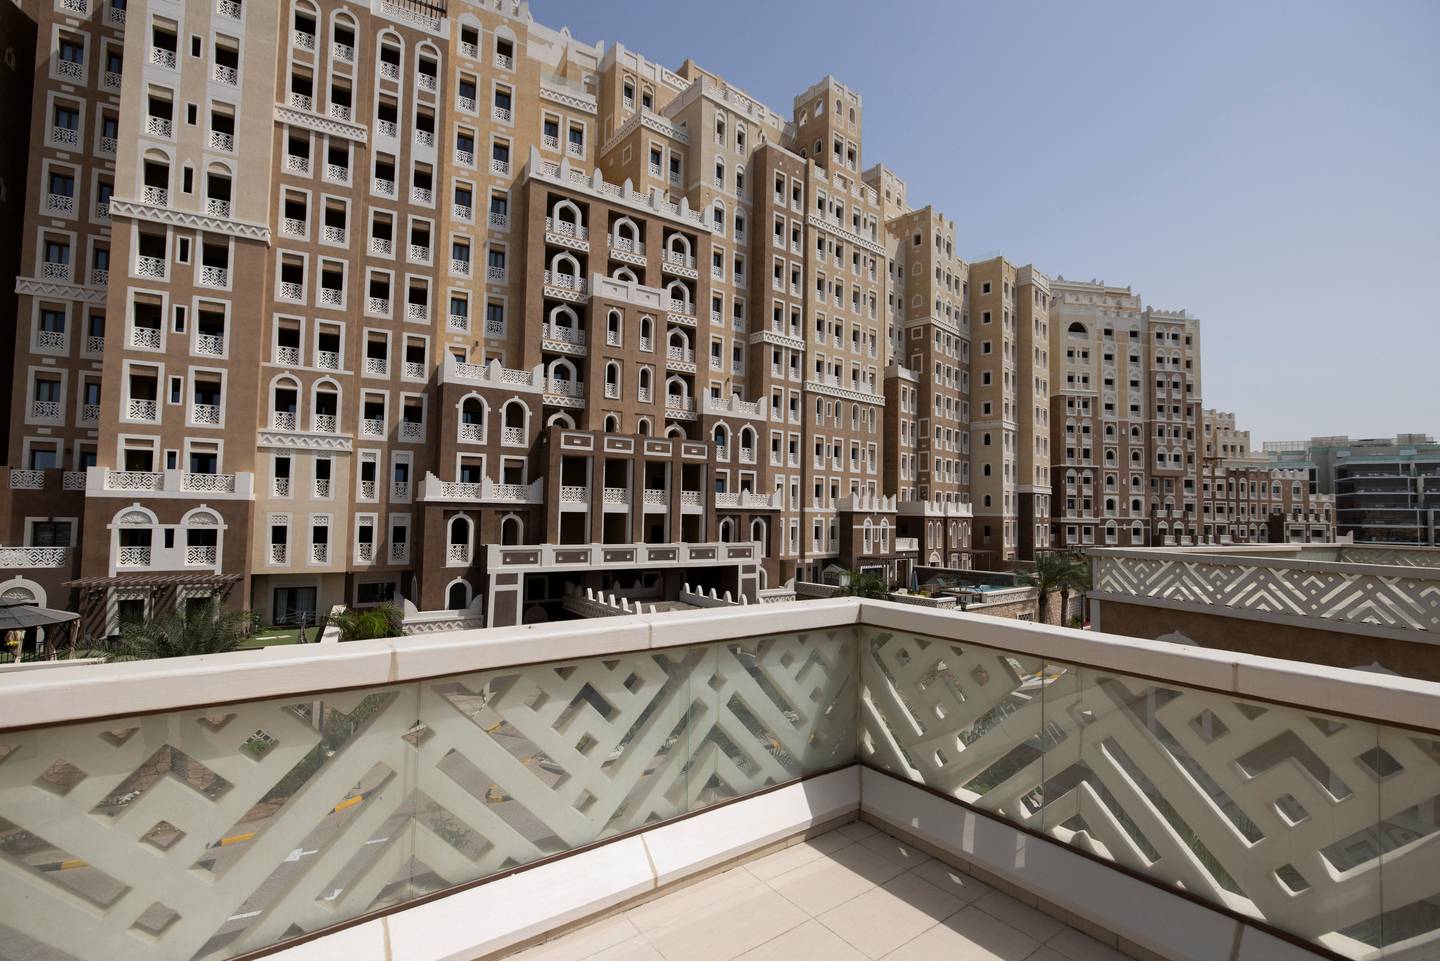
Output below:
[62,572,243,643]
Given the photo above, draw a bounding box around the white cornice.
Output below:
[108,198,271,243]
[805,380,886,406]
[538,82,596,115]
[257,431,354,452]
[600,109,689,158]
[15,277,106,303]
[748,330,805,351]
[807,214,884,256]
[273,104,369,144]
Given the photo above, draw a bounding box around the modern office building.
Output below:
[1266,434,1439,546]
[0,0,1333,636]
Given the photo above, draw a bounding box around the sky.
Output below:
[534,0,1439,444]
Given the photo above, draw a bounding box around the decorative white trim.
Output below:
[14,277,107,304]
[806,213,884,257]
[257,430,354,452]
[107,198,271,242]
[804,380,886,406]
[538,82,596,115]
[273,104,370,144]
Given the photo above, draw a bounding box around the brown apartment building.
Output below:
[0,0,1325,635]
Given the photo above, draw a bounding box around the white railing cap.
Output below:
[1,599,1436,733]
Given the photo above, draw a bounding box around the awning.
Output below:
[0,601,79,631]
[63,573,244,590]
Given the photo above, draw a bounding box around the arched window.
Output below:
[549,251,581,281]
[459,395,487,442]
[501,514,523,545]
[549,198,583,232]
[447,580,471,610]
[447,515,472,565]
[603,413,620,432]
[611,216,639,251]
[606,310,621,346]
[639,315,654,349]
[636,416,652,436]
[665,279,691,310]
[502,399,528,443]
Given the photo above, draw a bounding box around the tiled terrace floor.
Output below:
[508,820,1132,961]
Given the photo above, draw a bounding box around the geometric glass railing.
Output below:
[0,629,856,960]
[1,607,1436,961]
[859,625,1440,960]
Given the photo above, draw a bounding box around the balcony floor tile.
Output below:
[765,840,908,916]
[973,888,1067,941]
[508,825,1124,961]
[816,871,962,958]
[881,905,1039,960]
[734,919,867,961]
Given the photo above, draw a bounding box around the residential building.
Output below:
[0,0,1340,635]
[1199,410,1333,545]
[1266,434,1440,546]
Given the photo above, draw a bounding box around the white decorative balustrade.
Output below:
[185,545,218,566]
[117,546,151,567]
[0,603,1430,961]
[1090,548,1440,637]
[0,546,67,568]
[126,398,158,421]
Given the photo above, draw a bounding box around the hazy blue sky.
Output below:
[536,0,1438,443]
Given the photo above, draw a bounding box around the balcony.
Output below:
[6,600,1422,961]
[29,400,61,421]
[116,546,151,567]
[212,63,238,85]
[190,403,221,425]
[43,193,74,215]
[209,130,235,152]
[0,546,68,569]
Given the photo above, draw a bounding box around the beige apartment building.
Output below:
[1047,280,1333,550]
[1199,409,1334,544]
[0,0,1329,633]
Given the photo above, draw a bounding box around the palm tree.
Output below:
[1061,556,1092,626]
[108,600,250,660]
[328,604,403,641]
[1013,554,1073,625]
[839,568,889,599]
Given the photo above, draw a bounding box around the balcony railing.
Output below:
[126,398,158,421]
[0,546,68,568]
[2,600,1426,961]
[116,546,151,567]
[185,544,217,566]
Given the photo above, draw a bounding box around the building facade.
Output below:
[1266,434,1438,546]
[0,0,1330,633]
